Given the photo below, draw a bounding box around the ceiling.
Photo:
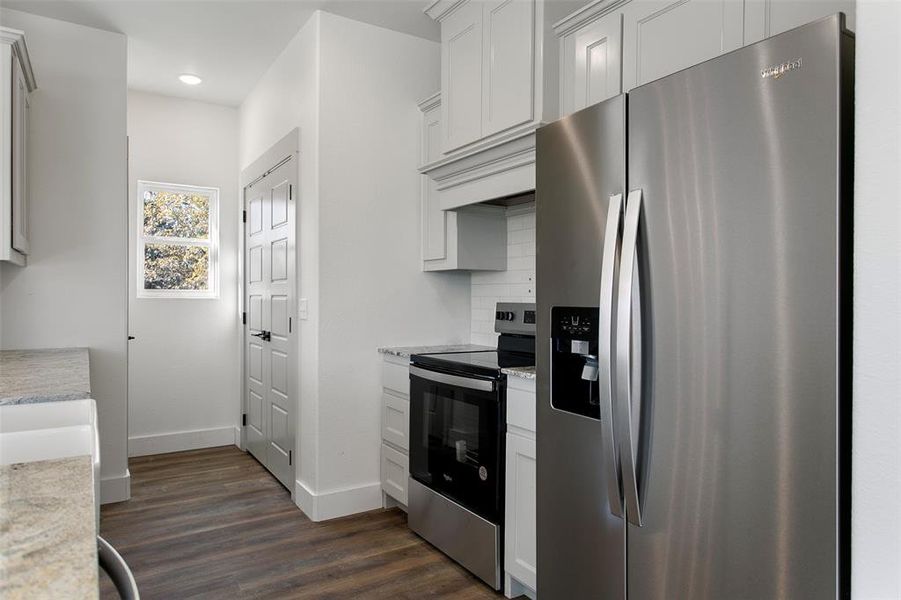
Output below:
[2,0,438,106]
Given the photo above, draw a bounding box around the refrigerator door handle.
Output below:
[599,193,624,517]
[616,188,644,527]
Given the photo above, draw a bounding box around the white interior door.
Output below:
[243,157,296,490]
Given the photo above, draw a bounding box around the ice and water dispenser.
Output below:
[550,306,601,419]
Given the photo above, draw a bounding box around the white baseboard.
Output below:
[101,469,131,504]
[129,426,238,457]
[294,479,382,522]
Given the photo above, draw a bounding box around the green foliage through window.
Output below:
[138,183,216,295]
[143,190,210,239]
[144,244,209,290]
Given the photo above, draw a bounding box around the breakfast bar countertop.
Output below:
[0,348,91,405]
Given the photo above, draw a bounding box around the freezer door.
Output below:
[625,15,851,599]
[536,95,627,600]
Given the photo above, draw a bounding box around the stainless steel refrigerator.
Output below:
[536,14,853,599]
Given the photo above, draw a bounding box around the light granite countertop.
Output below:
[0,348,91,405]
[502,366,536,380]
[377,344,493,359]
[0,456,99,599]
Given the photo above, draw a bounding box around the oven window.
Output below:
[409,371,504,523]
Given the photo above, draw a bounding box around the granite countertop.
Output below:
[0,348,91,405]
[0,456,99,599]
[502,366,536,380]
[377,344,493,359]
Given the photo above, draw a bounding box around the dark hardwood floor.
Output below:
[99,445,502,599]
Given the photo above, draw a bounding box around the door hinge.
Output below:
[288,450,293,466]
[242,413,247,427]
[242,209,247,223]
[289,317,292,333]
[242,311,246,325]
[289,184,293,201]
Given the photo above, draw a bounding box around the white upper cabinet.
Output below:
[744,0,855,44]
[482,0,535,137]
[423,0,580,208]
[621,0,744,91]
[11,53,29,255]
[442,1,485,151]
[441,0,539,152]
[558,9,623,116]
[557,0,854,117]
[419,93,507,271]
[1,27,36,267]
[420,95,448,262]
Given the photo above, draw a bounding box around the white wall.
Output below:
[240,12,323,504]
[852,1,901,597]
[0,9,129,502]
[240,11,471,519]
[471,202,536,346]
[126,90,241,456]
[316,12,470,497]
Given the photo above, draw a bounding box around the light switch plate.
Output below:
[298,298,309,320]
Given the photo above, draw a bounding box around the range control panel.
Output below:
[494,302,537,336]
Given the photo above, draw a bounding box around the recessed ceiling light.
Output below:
[179,74,202,85]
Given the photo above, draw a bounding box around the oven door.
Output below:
[409,365,505,523]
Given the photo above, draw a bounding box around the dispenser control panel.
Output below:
[552,307,598,341]
[550,306,602,420]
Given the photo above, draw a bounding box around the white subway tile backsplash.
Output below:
[471,202,536,347]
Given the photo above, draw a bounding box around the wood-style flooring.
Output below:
[99,446,503,599]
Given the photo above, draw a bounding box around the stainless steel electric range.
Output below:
[407,302,536,590]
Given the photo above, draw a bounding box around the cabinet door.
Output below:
[561,11,623,116]
[504,432,537,591]
[421,104,447,261]
[11,55,28,255]
[381,443,409,506]
[622,0,744,91]
[482,0,535,136]
[744,0,855,44]
[442,1,484,152]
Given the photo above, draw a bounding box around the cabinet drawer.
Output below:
[382,393,410,451]
[507,384,536,433]
[382,360,410,396]
[381,443,409,506]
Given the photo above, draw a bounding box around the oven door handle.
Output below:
[410,366,496,392]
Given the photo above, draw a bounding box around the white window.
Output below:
[137,181,219,298]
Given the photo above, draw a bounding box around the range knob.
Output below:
[495,311,504,320]
[505,311,515,321]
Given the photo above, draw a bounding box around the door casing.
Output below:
[239,129,299,494]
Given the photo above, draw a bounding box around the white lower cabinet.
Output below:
[380,353,410,510]
[504,376,537,599]
[381,442,409,507]
[505,430,537,596]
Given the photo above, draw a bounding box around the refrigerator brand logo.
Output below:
[761,58,802,80]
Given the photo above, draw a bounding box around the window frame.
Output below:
[136,180,220,299]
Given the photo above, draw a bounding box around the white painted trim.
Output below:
[100,469,131,504]
[0,26,37,91]
[552,0,629,37]
[128,426,237,457]
[233,426,244,451]
[136,180,220,299]
[294,479,383,522]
